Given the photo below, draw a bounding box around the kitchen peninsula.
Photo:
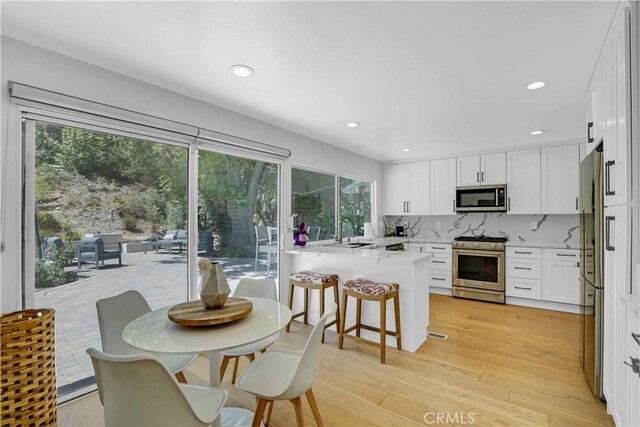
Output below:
[285,242,431,352]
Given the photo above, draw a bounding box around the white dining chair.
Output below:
[220,278,279,384]
[96,290,197,383]
[87,347,228,426]
[237,302,337,427]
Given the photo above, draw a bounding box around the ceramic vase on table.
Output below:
[197,258,230,309]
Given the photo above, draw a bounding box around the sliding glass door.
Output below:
[197,149,280,289]
[23,119,190,397]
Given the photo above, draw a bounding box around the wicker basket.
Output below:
[1,309,57,427]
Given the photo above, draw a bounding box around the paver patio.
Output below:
[34,250,277,390]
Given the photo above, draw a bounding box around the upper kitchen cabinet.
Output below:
[430,158,457,215]
[383,164,407,216]
[506,149,541,214]
[382,162,430,216]
[588,67,605,154]
[456,153,506,186]
[541,145,580,214]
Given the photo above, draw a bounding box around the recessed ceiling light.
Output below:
[230,64,254,78]
[346,122,360,128]
[402,148,412,152]
[530,130,545,135]
[526,81,546,90]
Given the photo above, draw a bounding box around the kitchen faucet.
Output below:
[336,216,353,243]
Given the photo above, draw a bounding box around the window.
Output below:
[291,168,372,241]
[339,177,372,238]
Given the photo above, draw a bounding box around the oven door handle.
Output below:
[454,249,504,256]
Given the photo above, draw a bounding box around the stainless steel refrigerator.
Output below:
[579,145,604,400]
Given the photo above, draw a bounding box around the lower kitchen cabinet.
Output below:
[541,249,580,305]
[506,277,542,300]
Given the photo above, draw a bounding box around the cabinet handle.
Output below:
[481,172,485,182]
[514,251,532,254]
[556,253,576,257]
[407,201,410,213]
[432,277,445,281]
[508,197,511,211]
[453,200,456,212]
[575,197,578,211]
[587,121,594,143]
[476,172,480,183]
[514,286,532,290]
[432,246,446,250]
[432,260,446,264]
[514,266,532,270]
[605,160,616,196]
[605,216,615,251]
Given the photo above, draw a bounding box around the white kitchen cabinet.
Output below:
[481,153,507,185]
[506,277,542,300]
[406,242,425,253]
[603,9,631,206]
[506,246,541,300]
[383,164,407,215]
[456,156,480,186]
[603,204,632,421]
[430,158,457,215]
[408,162,430,215]
[541,249,580,305]
[506,149,541,214]
[383,162,429,215]
[590,66,605,150]
[541,145,580,214]
[456,153,506,187]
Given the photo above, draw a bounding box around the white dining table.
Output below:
[122,297,292,427]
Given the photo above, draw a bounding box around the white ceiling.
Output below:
[1,1,617,161]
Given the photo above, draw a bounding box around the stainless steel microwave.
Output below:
[456,185,507,212]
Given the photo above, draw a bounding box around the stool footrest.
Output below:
[291,311,307,320]
[358,323,399,337]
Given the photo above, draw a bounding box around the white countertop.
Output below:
[294,237,579,252]
[285,244,431,264]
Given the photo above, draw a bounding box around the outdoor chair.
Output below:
[254,225,278,272]
[77,236,121,269]
[41,236,64,258]
[154,229,185,254]
[198,230,214,254]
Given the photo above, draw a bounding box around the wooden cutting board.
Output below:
[168,297,253,326]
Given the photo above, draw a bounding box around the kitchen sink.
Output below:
[325,242,374,248]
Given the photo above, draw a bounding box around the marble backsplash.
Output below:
[383,213,579,246]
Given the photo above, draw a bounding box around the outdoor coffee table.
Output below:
[123,297,292,427]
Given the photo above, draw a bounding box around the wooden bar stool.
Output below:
[286,270,340,343]
[338,278,401,364]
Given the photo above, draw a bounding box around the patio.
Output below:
[34,250,277,389]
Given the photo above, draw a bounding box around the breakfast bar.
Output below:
[285,244,431,352]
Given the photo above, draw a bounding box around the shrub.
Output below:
[122,213,138,231]
[35,166,57,203]
[36,211,62,242]
[165,201,186,230]
[143,189,167,232]
[60,220,81,242]
[36,245,77,288]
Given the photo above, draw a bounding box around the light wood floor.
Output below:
[58,294,613,426]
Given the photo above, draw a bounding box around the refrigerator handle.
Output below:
[587,122,594,143]
[605,216,615,251]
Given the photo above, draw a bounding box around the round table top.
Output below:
[123,297,292,354]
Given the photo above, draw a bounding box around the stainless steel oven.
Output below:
[452,236,506,303]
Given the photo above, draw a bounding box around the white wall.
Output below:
[0,36,382,311]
